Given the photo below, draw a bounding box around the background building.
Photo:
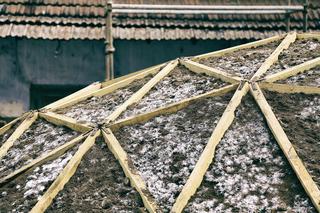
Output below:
[0,0,319,118]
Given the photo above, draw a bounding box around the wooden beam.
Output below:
[39,112,93,133]
[263,57,320,83]
[51,64,163,111]
[0,133,87,186]
[30,130,101,213]
[180,59,242,84]
[251,32,296,81]
[297,32,320,40]
[192,34,284,61]
[110,84,238,131]
[101,63,165,88]
[0,112,38,159]
[102,128,159,212]
[0,112,29,136]
[42,82,102,111]
[259,82,320,94]
[250,83,320,211]
[171,82,249,212]
[105,60,179,124]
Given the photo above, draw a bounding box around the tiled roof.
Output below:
[0,0,319,40]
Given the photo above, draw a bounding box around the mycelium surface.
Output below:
[184,96,315,212]
[199,41,280,78]
[0,118,79,179]
[119,65,228,119]
[115,94,232,211]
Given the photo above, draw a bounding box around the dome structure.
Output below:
[0,32,319,213]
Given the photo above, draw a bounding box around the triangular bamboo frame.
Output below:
[0,32,319,213]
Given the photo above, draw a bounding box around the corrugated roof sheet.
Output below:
[0,0,319,40]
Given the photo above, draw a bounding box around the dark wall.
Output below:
[0,38,105,116]
[114,39,247,77]
[0,37,249,116]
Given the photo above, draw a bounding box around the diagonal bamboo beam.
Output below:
[262,57,320,83]
[250,83,320,211]
[192,34,284,61]
[39,111,93,133]
[259,82,320,94]
[102,128,159,212]
[101,63,165,88]
[0,133,87,186]
[42,82,102,111]
[0,112,29,136]
[105,60,179,124]
[110,84,238,131]
[50,64,163,111]
[30,129,100,213]
[0,112,38,159]
[180,59,242,84]
[251,32,296,81]
[171,82,250,213]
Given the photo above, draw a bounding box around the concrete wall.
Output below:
[0,38,105,116]
[0,38,248,117]
[114,39,247,77]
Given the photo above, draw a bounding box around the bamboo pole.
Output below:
[101,63,165,88]
[105,60,179,124]
[259,82,320,94]
[251,32,296,81]
[0,112,38,159]
[180,59,242,83]
[250,83,320,211]
[297,32,320,40]
[42,82,102,111]
[263,57,320,83]
[0,112,29,136]
[102,128,159,212]
[192,34,284,61]
[171,82,249,212]
[110,84,238,131]
[50,64,162,111]
[30,130,101,213]
[0,133,87,185]
[39,112,93,133]
[105,0,115,80]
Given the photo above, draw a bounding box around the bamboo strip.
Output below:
[30,130,101,213]
[0,133,87,185]
[250,83,320,211]
[251,32,296,81]
[180,59,242,84]
[171,82,250,213]
[263,57,320,83]
[51,64,163,111]
[259,82,320,94]
[110,84,238,131]
[193,34,284,61]
[105,60,179,124]
[0,112,29,136]
[42,82,102,111]
[102,128,159,212]
[101,63,165,88]
[297,33,320,40]
[39,112,93,133]
[0,112,38,159]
